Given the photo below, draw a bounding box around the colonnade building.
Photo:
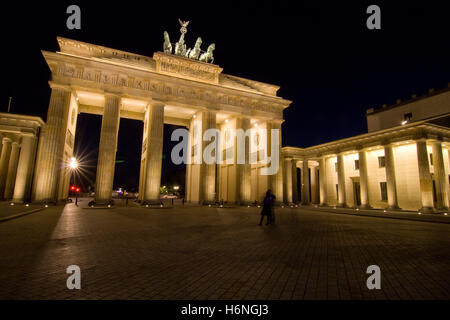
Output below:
[0,37,448,213]
[282,88,450,213]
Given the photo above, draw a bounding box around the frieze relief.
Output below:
[54,63,286,117]
[154,52,222,85]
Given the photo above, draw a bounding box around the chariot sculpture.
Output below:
[162,19,215,64]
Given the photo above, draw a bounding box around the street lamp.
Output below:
[69,157,79,205]
[69,157,78,169]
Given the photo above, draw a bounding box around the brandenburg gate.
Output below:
[33,31,291,204]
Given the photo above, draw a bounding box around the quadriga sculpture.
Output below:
[199,43,215,64]
[163,31,172,54]
[187,37,202,60]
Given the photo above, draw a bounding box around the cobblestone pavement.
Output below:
[0,202,44,220]
[0,200,449,300]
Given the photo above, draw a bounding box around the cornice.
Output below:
[282,122,450,158]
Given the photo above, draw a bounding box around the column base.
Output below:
[359,204,372,209]
[33,199,57,205]
[202,200,217,206]
[301,202,311,206]
[418,206,435,214]
[337,203,348,208]
[142,199,163,206]
[387,205,402,211]
[91,199,114,207]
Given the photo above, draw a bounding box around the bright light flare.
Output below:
[69,157,78,169]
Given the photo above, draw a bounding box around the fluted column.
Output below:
[431,141,448,210]
[4,142,20,200]
[237,117,251,204]
[33,86,71,202]
[358,149,371,208]
[336,153,346,207]
[0,133,3,158]
[416,140,434,212]
[95,94,121,204]
[0,138,12,200]
[270,122,283,203]
[143,102,165,203]
[284,158,293,203]
[12,135,38,203]
[319,156,327,206]
[302,159,310,205]
[311,167,319,204]
[292,160,298,203]
[201,111,216,204]
[384,144,401,210]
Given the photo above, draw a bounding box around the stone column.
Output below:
[292,160,298,203]
[431,141,449,210]
[33,86,71,202]
[13,135,38,203]
[0,133,3,158]
[4,142,20,200]
[95,94,121,204]
[358,149,371,208]
[302,159,310,205]
[237,117,251,204]
[319,156,327,206]
[384,144,401,210]
[416,139,434,212]
[311,167,319,204]
[0,138,12,200]
[284,158,293,203]
[336,153,346,207]
[201,111,217,204]
[143,102,165,204]
[266,121,283,203]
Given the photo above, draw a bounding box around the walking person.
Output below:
[259,189,275,226]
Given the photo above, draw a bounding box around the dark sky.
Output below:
[1,1,449,190]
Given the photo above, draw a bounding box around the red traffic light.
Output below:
[70,186,75,190]
[76,188,80,193]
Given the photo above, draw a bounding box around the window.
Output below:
[335,162,338,172]
[430,153,433,166]
[380,182,388,201]
[378,156,385,168]
[354,159,360,170]
[336,184,339,198]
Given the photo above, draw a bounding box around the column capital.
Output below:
[2,137,12,144]
[284,157,293,161]
[414,137,428,143]
[150,100,165,108]
[48,82,71,91]
[11,141,20,147]
[429,138,444,144]
[104,91,122,99]
[382,141,397,148]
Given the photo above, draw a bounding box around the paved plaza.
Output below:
[0,199,449,300]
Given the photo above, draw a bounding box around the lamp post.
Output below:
[69,157,79,205]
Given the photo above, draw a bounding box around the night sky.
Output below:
[1,1,449,190]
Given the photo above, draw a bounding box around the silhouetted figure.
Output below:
[259,189,275,226]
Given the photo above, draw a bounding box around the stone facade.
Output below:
[31,37,291,204]
[2,37,448,212]
[282,96,450,212]
[0,113,43,203]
